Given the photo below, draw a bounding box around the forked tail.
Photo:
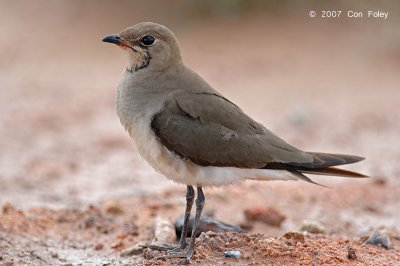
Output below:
[265,152,367,186]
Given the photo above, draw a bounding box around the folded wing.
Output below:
[151,91,314,168]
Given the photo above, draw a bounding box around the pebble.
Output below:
[224,250,241,258]
[283,231,305,243]
[94,243,104,251]
[120,243,144,256]
[105,201,124,215]
[151,217,175,246]
[111,240,123,249]
[175,215,244,239]
[2,202,16,214]
[243,206,286,227]
[347,246,357,260]
[300,220,325,234]
[365,230,392,249]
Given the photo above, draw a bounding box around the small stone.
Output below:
[111,240,123,249]
[365,230,392,249]
[151,217,175,246]
[148,203,160,210]
[117,233,128,239]
[120,243,144,256]
[243,206,286,227]
[224,250,241,258]
[105,201,124,215]
[283,231,305,243]
[204,231,218,238]
[238,222,253,231]
[94,243,104,250]
[2,202,16,214]
[364,205,379,213]
[30,251,43,260]
[347,246,357,260]
[300,220,325,234]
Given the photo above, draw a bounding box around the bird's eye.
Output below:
[140,35,155,46]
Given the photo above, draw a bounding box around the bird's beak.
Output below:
[102,34,121,45]
[102,34,133,50]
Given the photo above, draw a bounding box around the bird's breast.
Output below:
[121,112,197,185]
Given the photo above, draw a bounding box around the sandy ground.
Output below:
[1,1,400,265]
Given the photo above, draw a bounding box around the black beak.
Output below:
[102,34,121,45]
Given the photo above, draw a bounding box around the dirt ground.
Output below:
[1,2,400,265]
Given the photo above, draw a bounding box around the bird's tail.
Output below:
[288,152,367,186]
[298,167,366,178]
[260,152,367,186]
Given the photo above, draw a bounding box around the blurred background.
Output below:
[0,0,399,239]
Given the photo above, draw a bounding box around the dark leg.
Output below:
[161,186,205,261]
[174,185,195,250]
[149,185,194,252]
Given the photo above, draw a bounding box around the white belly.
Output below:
[124,116,297,187]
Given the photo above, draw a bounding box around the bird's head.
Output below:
[102,22,182,72]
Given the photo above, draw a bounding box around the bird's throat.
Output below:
[124,47,151,72]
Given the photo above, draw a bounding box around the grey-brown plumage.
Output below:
[150,90,365,179]
[102,22,367,261]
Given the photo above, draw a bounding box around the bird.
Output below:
[102,22,366,260]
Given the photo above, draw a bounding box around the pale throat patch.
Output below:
[122,46,151,72]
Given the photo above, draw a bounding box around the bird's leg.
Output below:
[173,185,195,250]
[148,185,194,252]
[161,186,205,261]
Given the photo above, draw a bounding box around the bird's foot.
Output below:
[155,247,194,261]
[147,241,187,252]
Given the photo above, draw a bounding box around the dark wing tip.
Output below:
[348,155,365,163]
[307,152,365,168]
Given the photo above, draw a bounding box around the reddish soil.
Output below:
[1,2,400,265]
